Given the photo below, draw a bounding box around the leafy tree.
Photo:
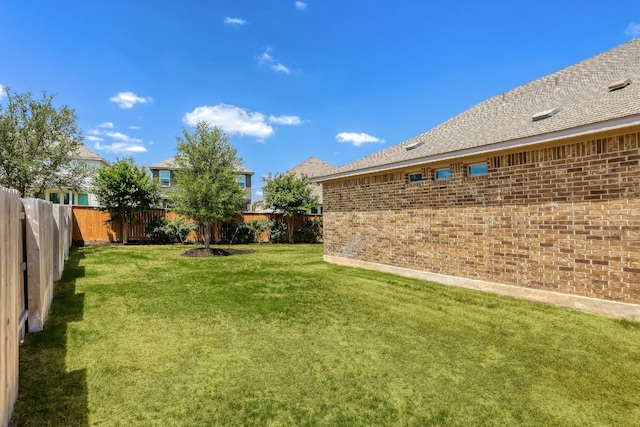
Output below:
[262,172,318,243]
[172,122,247,248]
[94,157,160,244]
[0,87,88,197]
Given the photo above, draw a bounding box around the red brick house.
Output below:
[317,40,640,318]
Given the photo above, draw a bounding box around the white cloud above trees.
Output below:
[88,124,147,153]
[183,104,302,139]
[109,91,153,109]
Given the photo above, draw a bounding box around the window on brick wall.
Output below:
[468,163,488,177]
[435,168,451,180]
[408,172,423,183]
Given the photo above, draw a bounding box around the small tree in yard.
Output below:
[94,157,159,244]
[262,172,318,243]
[0,88,88,197]
[172,122,246,249]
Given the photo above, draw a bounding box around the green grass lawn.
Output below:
[10,244,640,426]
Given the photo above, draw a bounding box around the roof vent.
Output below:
[608,78,632,91]
[532,107,560,122]
[405,140,425,150]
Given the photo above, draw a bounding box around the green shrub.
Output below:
[145,216,172,243]
[232,220,269,244]
[294,218,323,243]
[267,219,287,243]
[145,216,196,244]
[166,217,197,244]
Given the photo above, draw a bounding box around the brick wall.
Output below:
[323,132,640,305]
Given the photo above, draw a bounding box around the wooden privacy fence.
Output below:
[0,189,73,427]
[72,207,321,244]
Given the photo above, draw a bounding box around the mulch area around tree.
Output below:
[182,248,231,257]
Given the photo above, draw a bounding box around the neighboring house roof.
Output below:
[77,144,109,165]
[287,157,336,203]
[288,157,337,179]
[150,156,254,175]
[319,39,640,180]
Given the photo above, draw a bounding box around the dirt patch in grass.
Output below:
[182,248,230,257]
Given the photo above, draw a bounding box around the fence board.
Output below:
[52,205,73,281]
[0,187,22,427]
[23,199,55,333]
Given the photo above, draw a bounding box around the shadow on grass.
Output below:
[10,248,89,427]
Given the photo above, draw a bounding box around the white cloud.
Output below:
[105,131,143,144]
[336,132,385,147]
[255,190,263,197]
[129,125,141,130]
[625,22,640,37]
[225,17,247,26]
[88,125,147,153]
[268,115,302,125]
[257,51,291,74]
[94,142,147,154]
[295,1,308,10]
[109,91,153,109]
[0,84,5,100]
[183,104,275,139]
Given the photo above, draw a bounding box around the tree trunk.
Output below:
[287,216,294,243]
[122,218,129,244]
[203,221,211,248]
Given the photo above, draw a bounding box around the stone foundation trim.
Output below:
[324,255,640,320]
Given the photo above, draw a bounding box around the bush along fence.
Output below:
[0,187,72,427]
[71,207,323,245]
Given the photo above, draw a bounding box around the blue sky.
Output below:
[2,1,640,202]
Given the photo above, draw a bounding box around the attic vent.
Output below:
[532,107,560,122]
[608,78,632,91]
[405,140,425,150]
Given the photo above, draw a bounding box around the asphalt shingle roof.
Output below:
[77,144,108,163]
[288,157,337,178]
[323,39,640,179]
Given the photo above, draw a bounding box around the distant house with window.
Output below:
[149,157,254,211]
[316,40,640,316]
[44,144,109,206]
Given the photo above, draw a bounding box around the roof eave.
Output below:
[314,114,640,183]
